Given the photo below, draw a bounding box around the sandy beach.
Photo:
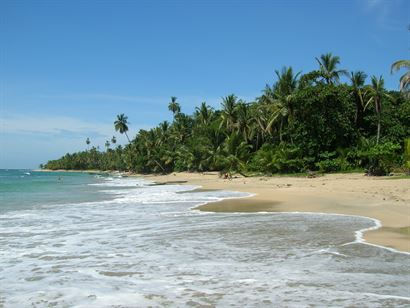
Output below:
[141,172,410,252]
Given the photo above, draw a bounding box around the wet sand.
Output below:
[142,172,410,252]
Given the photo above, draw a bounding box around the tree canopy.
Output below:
[44,53,410,176]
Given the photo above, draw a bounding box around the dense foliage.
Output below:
[44,54,410,176]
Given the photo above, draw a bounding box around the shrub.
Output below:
[405,138,410,173]
[358,142,401,176]
[316,158,351,172]
[250,144,305,174]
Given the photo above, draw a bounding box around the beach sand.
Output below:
[142,172,410,252]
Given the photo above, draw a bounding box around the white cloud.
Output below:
[1,114,114,137]
[0,113,152,168]
[0,113,152,146]
[36,92,258,110]
[38,93,168,104]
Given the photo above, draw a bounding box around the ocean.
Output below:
[0,169,409,307]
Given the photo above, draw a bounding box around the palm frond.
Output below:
[391,60,410,73]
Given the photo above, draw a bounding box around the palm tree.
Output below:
[235,102,255,142]
[274,67,300,96]
[221,131,252,174]
[195,102,214,126]
[111,136,117,145]
[258,66,300,142]
[349,71,367,126]
[171,113,192,144]
[365,76,391,144]
[315,53,348,84]
[259,98,285,142]
[273,66,300,120]
[202,127,225,170]
[299,70,322,88]
[159,121,170,135]
[168,96,181,116]
[114,114,131,143]
[254,105,272,143]
[219,94,238,132]
[391,59,410,95]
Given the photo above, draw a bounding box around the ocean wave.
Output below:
[1,175,409,307]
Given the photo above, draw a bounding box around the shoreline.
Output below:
[34,169,410,252]
[140,172,410,253]
[33,169,113,174]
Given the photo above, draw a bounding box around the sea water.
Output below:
[0,169,409,307]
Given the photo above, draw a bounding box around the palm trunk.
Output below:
[154,159,166,173]
[376,114,381,145]
[354,103,358,126]
[355,93,363,128]
[376,124,380,144]
[376,100,381,145]
[125,132,131,143]
[279,118,283,143]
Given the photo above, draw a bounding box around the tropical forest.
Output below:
[43,54,410,176]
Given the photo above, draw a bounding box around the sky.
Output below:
[1,0,409,169]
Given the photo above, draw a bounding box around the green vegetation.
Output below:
[44,53,410,176]
[405,138,410,173]
[114,114,131,143]
[391,59,410,95]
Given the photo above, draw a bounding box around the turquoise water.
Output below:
[0,169,112,212]
[0,169,409,307]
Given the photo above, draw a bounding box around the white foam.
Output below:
[231,209,410,256]
[1,176,409,307]
[88,176,151,187]
[75,174,410,256]
[83,175,410,258]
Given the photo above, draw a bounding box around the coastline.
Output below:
[34,169,112,174]
[140,172,410,253]
[34,169,410,252]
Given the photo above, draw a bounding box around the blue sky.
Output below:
[1,0,409,168]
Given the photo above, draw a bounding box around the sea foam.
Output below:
[0,175,409,307]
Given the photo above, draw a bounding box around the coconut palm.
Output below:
[260,99,285,142]
[220,131,252,174]
[299,70,322,88]
[258,66,300,142]
[114,114,130,143]
[349,71,367,126]
[254,105,271,143]
[219,94,238,132]
[235,102,255,142]
[273,66,300,119]
[159,121,170,136]
[168,96,181,116]
[202,127,225,170]
[315,53,348,84]
[365,76,391,144]
[391,59,410,95]
[195,102,214,126]
[171,113,192,144]
[111,136,117,144]
[274,67,300,96]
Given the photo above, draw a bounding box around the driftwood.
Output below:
[307,171,319,178]
[148,180,188,186]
